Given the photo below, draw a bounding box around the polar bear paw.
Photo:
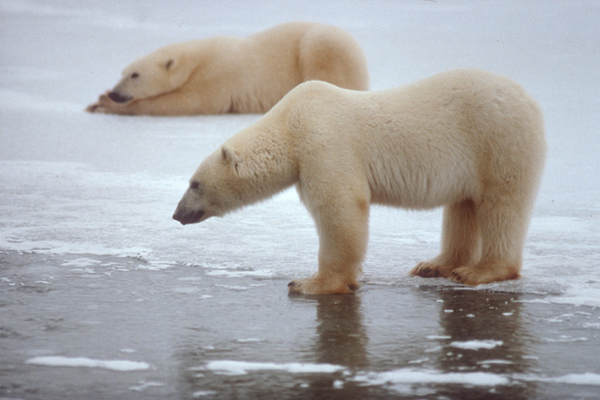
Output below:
[86,92,121,113]
[450,264,520,286]
[288,277,358,295]
[410,261,455,279]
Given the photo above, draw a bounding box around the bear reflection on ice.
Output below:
[173,69,546,295]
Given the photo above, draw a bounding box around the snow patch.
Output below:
[205,360,345,376]
[353,368,509,387]
[478,359,515,365]
[129,381,164,391]
[205,269,275,278]
[449,340,503,350]
[544,336,588,343]
[546,288,600,308]
[172,287,200,294]
[214,284,252,291]
[60,258,102,268]
[548,372,600,386]
[193,391,218,398]
[0,236,151,259]
[26,356,150,371]
[426,335,451,340]
[521,372,600,386]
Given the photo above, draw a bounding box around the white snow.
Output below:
[192,391,218,398]
[129,381,164,391]
[352,368,509,387]
[205,268,275,278]
[426,335,451,340]
[60,258,102,268]
[546,288,600,308]
[214,284,252,291]
[26,356,151,371]
[478,360,515,366]
[520,372,600,387]
[547,373,600,386]
[205,360,345,375]
[204,361,600,389]
[449,340,504,351]
[236,338,263,343]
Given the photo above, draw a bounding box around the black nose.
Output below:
[108,91,132,103]
[172,212,187,225]
[172,210,204,225]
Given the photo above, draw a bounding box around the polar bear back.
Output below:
[176,22,370,112]
[279,69,545,209]
[230,22,369,112]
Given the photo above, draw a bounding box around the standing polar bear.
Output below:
[86,22,368,115]
[173,69,546,294]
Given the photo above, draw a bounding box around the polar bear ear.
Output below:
[221,145,242,169]
[164,58,177,71]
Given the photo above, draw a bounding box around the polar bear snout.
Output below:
[108,91,132,103]
[172,209,205,225]
[173,186,210,225]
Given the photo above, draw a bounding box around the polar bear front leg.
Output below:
[86,90,198,115]
[86,92,116,113]
[86,92,141,115]
[289,192,370,295]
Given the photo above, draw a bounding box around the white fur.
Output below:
[87,22,369,115]
[173,69,546,294]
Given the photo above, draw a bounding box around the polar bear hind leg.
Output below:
[449,193,531,285]
[411,199,481,279]
[412,192,533,286]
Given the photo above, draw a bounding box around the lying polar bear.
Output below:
[86,22,369,115]
[172,69,546,294]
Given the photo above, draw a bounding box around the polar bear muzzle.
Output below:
[172,209,204,225]
[108,91,133,104]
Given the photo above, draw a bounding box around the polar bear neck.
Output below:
[224,116,299,206]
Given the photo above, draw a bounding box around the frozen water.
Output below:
[1,0,599,399]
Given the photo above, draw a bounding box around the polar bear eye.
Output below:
[190,181,200,190]
[131,72,139,79]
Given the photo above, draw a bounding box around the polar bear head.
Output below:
[173,120,297,225]
[108,44,197,103]
[172,145,244,225]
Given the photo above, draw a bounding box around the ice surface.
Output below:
[8,0,598,305]
[1,1,599,399]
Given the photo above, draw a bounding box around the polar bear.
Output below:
[86,22,368,115]
[172,69,546,294]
